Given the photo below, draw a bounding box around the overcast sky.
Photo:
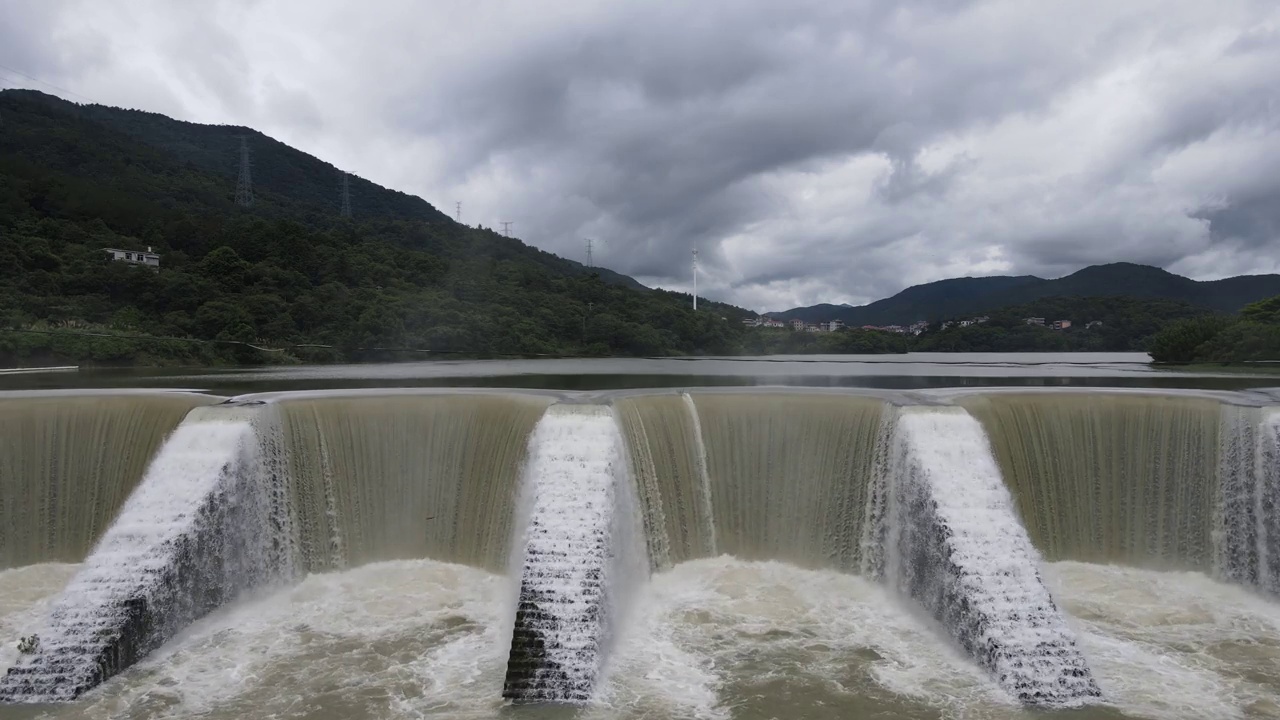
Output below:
[2,0,1278,311]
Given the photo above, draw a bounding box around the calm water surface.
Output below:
[2,353,1277,396]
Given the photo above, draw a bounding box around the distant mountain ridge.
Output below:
[770,263,1280,325]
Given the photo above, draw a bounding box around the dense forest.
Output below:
[1,89,1272,366]
[0,89,751,365]
[1147,296,1280,363]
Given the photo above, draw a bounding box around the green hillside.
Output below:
[0,89,748,366]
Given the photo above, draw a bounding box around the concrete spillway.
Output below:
[878,407,1101,706]
[0,404,285,702]
[503,405,640,703]
[8,388,1280,707]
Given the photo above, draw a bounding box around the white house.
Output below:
[104,247,161,268]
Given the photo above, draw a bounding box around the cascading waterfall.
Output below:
[277,394,550,572]
[0,403,289,703]
[1220,405,1260,586]
[617,393,883,571]
[614,395,709,569]
[503,404,645,703]
[0,393,215,568]
[858,412,895,579]
[1218,405,1280,594]
[8,387,1280,708]
[877,406,1101,707]
[1260,410,1280,594]
[959,393,1221,569]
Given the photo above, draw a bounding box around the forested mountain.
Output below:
[773,263,1280,326]
[0,89,749,365]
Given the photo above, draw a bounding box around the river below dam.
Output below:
[2,559,1278,720]
[1,354,1279,719]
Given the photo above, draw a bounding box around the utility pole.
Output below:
[585,238,594,268]
[501,221,513,237]
[339,171,352,218]
[692,248,699,311]
[455,201,462,223]
[234,136,254,208]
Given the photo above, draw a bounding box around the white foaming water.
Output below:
[1216,406,1280,596]
[1044,562,1280,720]
[885,407,1099,706]
[602,557,1004,720]
[0,416,264,702]
[1258,409,1280,594]
[3,558,1280,718]
[0,565,78,675]
[503,404,641,702]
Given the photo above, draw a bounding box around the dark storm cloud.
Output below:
[1196,192,1280,250]
[3,0,1280,309]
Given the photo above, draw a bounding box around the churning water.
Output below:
[2,559,1280,719]
[2,386,1280,717]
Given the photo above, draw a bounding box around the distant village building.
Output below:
[1024,317,1046,326]
[104,247,161,269]
[1051,320,1072,330]
[827,320,845,332]
[790,319,807,331]
[763,318,786,328]
[908,321,929,335]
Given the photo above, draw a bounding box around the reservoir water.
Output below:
[1,353,1279,719]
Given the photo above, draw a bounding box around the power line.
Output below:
[455,201,462,223]
[340,171,352,218]
[235,136,254,207]
[0,62,100,105]
[500,220,513,237]
[692,248,699,311]
[585,238,594,268]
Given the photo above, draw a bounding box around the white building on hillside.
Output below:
[104,247,161,269]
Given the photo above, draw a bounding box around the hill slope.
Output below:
[0,89,747,365]
[772,263,1280,325]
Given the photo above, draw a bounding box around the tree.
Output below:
[1147,316,1233,363]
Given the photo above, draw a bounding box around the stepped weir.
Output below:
[503,405,643,702]
[2,387,1278,707]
